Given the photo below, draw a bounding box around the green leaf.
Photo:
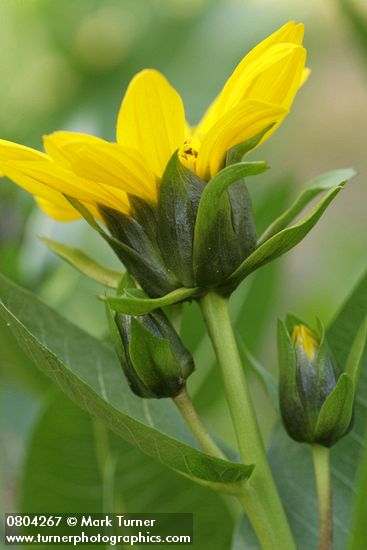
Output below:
[102,286,198,315]
[193,161,268,286]
[224,183,346,292]
[22,391,235,550]
[348,426,367,550]
[0,272,253,492]
[345,315,367,387]
[39,236,123,289]
[0,315,50,394]
[314,373,354,445]
[257,168,356,245]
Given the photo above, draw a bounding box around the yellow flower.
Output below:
[0,21,307,222]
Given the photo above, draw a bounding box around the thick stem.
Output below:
[173,386,226,459]
[312,445,333,550]
[200,291,295,550]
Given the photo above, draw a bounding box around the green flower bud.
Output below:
[278,317,355,447]
[114,309,194,399]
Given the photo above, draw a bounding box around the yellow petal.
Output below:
[196,21,306,135]
[44,132,157,203]
[35,196,82,222]
[292,324,319,360]
[0,150,82,222]
[116,69,186,177]
[196,100,286,180]
[235,21,304,67]
[238,44,306,110]
[1,160,82,222]
[43,131,100,169]
[0,161,73,209]
[0,140,130,214]
[34,196,102,222]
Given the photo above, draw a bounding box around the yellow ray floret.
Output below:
[116,69,186,178]
[44,132,158,203]
[292,325,319,360]
[0,21,308,222]
[196,21,307,135]
[195,100,287,181]
[0,140,130,219]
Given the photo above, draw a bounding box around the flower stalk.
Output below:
[173,386,226,460]
[173,381,293,549]
[312,445,333,550]
[199,291,295,550]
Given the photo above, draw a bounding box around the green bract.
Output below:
[277,315,366,447]
[98,153,265,297]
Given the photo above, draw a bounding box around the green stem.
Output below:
[312,445,333,550]
[200,291,295,550]
[174,379,293,548]
[173,386,226,459]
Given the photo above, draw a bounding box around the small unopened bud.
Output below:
[278,317,354,447]
[114,309,194,399]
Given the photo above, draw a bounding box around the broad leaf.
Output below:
[0,316,49,394]
[348,429,367,550]
[0,273,253,492]
[22,391,235,550]
[345,315,367,387]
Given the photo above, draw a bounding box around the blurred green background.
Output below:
[1,0,366,546]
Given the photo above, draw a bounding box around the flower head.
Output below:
[0,21,307,221]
